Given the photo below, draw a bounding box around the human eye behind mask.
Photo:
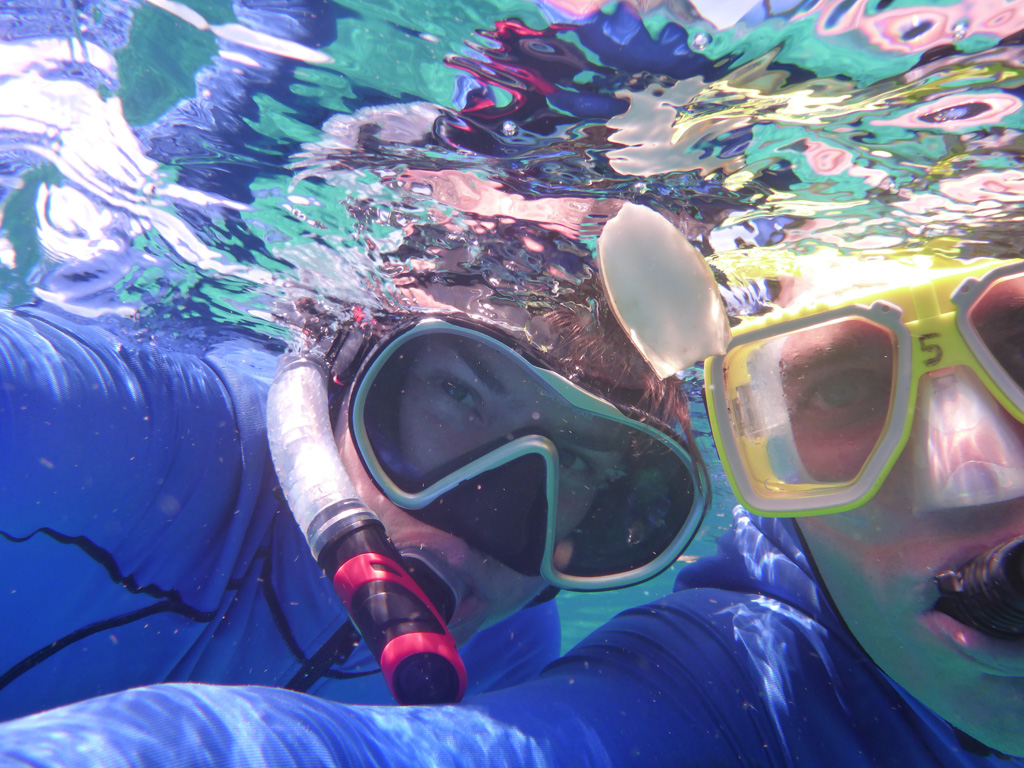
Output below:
[779,320,896,484]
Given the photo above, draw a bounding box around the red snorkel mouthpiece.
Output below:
[321,519,465,704]
[935,536,1024,640]
[267,354,466,705]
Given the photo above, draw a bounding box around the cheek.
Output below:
[484,574,549,628]
[799,518,871,587]
[797,516,905,624]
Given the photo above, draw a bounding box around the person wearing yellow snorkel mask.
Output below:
[706,256,1024,759]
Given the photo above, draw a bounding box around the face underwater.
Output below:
[334,318,703,644]
[719,260,1024,756]
[334,334,557,644]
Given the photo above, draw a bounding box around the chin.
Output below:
[901,611,1024,758]
[446,599,520,647]
[944,689,1024,758]
[448,616,487,647]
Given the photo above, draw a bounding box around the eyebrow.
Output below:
[781,323,893,366]
[444,336,631,452]
[457,342,511,397]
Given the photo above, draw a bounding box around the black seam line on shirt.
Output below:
[257,531,364,691]
[285,621,364,691]
[1,527,244,603]
[320,666,379,681]
[0,600,215,692]
[258,542,309,661]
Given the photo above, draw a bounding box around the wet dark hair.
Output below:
[539,299,692,430]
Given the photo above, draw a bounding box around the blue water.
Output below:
[2,0,1023,650]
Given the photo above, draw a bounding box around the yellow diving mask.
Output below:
[704,257,1024,516]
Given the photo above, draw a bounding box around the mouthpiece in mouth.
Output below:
[935,536,1024,640]
[401,551,462,624]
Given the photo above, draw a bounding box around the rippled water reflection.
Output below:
[3,0,1023,642]
[6,0,1023,329]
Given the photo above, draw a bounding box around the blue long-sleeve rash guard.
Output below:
[0,307,560,719]
[0,497,1019,765]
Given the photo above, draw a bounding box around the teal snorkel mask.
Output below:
[344,315,708,591]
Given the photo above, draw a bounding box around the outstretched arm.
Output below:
[0,681,612,768]
[0,593,776,768]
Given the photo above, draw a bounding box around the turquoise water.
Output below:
[2,0,1023,650]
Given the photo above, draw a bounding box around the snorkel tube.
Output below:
[267,352,467,704]
[935,536,1024,639]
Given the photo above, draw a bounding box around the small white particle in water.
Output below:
[502,120,518,136]
[691,32,710,51]
[952,21,968,40]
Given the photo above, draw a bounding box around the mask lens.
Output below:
[723,316,896,497]
[354,325,700,584]
[361,333,559,491]
[408,455,550,577]
[554,432,696,577]
[968,272,1024,393]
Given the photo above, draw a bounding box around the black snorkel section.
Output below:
[935,536,1024,640]
[266,352,467,704]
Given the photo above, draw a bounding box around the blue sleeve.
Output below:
[0,595,760,768]
[0,682,612,767]
[0,308,280,717]
[0,588,990,767]
[0,308,250,601]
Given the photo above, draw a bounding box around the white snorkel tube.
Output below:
[266,350,466,704]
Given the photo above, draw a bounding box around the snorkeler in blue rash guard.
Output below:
[0,0,738,719]
[0,288,708,717]
[5,258,1024,767]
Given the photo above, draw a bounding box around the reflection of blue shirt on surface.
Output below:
[0,307,559,719]
[0,499,1017,765]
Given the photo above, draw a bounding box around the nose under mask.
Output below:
[406,453,549,577]
[911,366,1024,510]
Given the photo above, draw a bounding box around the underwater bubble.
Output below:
[690,31,710,51]
[502,120,518,136]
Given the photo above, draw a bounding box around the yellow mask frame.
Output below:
[704,257,1024,516]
